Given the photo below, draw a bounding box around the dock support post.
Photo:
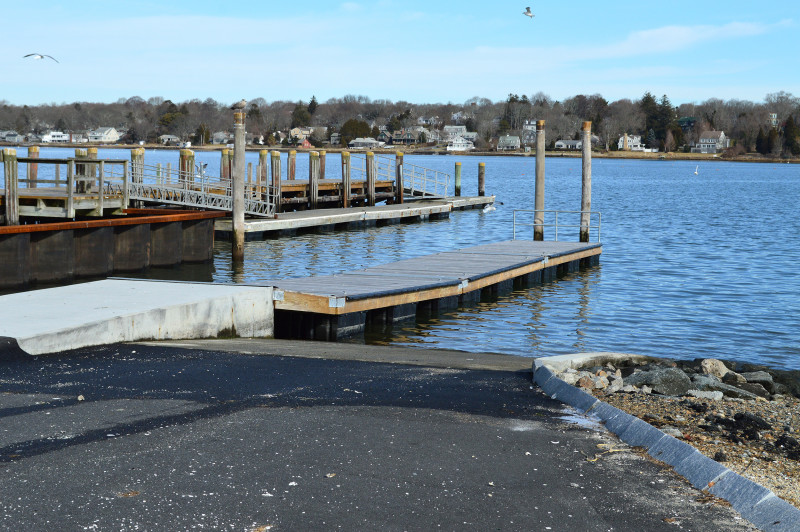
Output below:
[288,150,296,180]
[454,162,462,197]
[247,162,253,197]
[534,120,546,241]
[2,149,19,225]
[232,110,246,262]
[580,121,592,243]
[66,160,75,217]
[366,151,376,206]
[309,151,320,209]
[220,149,231,181]
[258,149,268,198]
[341,151,351,208]
[478,162,485,197]
[75,148,88,193]
[87,147,98,183]
[179,149,195,187]
[319,150,326,180]
[270,151,282,214]
[395,152,404,204]
[130,148,144,209]
[27,145,39,188]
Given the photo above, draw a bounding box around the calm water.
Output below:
[13,147,800,370]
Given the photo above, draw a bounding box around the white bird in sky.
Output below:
[24,53,59,63]
[523,6,534,18]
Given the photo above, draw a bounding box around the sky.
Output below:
[2,0,797,107]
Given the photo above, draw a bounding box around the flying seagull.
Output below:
[523,6,534,18]
[230,99,247,110]
[24,53,59,63]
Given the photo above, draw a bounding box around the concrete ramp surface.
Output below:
[0,279,273,356]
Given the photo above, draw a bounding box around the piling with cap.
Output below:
[75,148,88,193]
[288,150,296,180]
[319,150,327,180]
[454,162,462,197]
[270,150,282,214]
[478,162,485,197]
[179,149,195,187]
[534,120,546,241]
[2,149,19,225]
[309,151,320,209]
[220,149,231,180]
[366,151,376,206]
[580,121,592,243]
[232,110,246,262]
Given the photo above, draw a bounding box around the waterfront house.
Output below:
[348,137,383,149]
[41,131,70,143]
[377,130,393,144]
[329,133,341,146]
[691,131,730,154]
[1,130,25,143]
[617,133,645,151]
[446,136,475,152]
[522,122,538,144]
[160,134,181,145]
[88,127,120,143]
[497,135,521,151]
[443,125,468,140]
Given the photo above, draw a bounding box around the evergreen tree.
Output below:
[783,116,800,155]
[646,128,658,149]
[307,96,318,115]
[755,128,766,154]
[767,128,779,155]
[639,92,659,136]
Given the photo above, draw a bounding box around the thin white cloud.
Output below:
[340,2,360,12]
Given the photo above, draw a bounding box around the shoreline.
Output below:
[3,142,797,164]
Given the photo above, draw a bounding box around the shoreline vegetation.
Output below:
[3,142,797,164]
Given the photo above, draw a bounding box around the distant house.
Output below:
[377,130,393,144]
[443,125,467,140]
[41,131,70,143]
[691,131,730,154]
[0,130,24,143]
[329,133,341,146]
[522,122,538,144]
[555,139,582,150]
[348,137,383,149]
[497,135,521,151]
[88,127,120,143]
[159,134,181,145]
[446,136,475,152]
[212,132,232,144]
[618,133,645,151]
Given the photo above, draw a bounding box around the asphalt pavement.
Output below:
[0,339,757,531]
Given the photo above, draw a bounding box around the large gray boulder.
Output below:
[625,367,692,396]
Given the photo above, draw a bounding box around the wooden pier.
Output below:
[270,240,602,340]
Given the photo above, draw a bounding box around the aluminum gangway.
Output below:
[128,162,277,217]
[350,153,451,199]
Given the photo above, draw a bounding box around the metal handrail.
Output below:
[512,209,602,242]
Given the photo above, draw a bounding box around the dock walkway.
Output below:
[0,240,600,355]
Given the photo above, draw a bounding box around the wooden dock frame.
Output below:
[271,240,601,341]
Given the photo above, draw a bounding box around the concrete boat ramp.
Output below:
[0,240,601,356]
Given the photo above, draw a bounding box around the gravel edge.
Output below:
[533,355,800,532]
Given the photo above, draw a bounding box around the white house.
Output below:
[159,134,181,145]
[446,136,475,152]
[41,131,70,143]
[443,125,467,140]
[348,137,383,149]
[88,127,120,143]
[555,139,582,150]
[522,122,538,144]
[1,130,24,143]
[497,135,521,151]
[618,133,645,151]
[691,131,730,154]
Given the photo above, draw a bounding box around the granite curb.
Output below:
[534,354,800,532]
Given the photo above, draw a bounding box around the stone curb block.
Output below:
[533,355,800,532]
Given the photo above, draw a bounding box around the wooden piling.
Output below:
[258,149,269,198]
[2,149,19,225]
[454,162,462,197]
[232,111,246,261]
[288,150,296,180]
[247,162,253,196]
[270,150,282,214]
[580,121,592,243]
[75,148,88,193]
[478,162,485,197]
[130,148,144,209]
[27,145,39,188]
[395,152,404,204]
[319,150,326,180]
[179,149,195,187]
[366,151,376,206]
[341,151,351,208]
[87,147,98,181]
[309,151,320,209]
[534,120,546,241]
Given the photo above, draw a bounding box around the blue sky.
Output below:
[3,0,796,106]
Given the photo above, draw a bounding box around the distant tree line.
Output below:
[1,91,798,156]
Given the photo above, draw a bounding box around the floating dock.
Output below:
[214,196,494,239]
[0,240,600,355]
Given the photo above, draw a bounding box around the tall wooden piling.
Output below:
[2,149,19,225]
[87,147,98,182]
[309,151,320,209]
[395,152,404,204]
[288,150,297,180]
[232,110,246,262]
[319,150,326,180]
[27,146,39,188]
[270,151,282,214]
[179,149,195,187]
[534,120,546,241]
[220,149,231,180]
[580,121,592,243]
[454,162,462,197]
[341,151,351,208]
[478,162,485,197]
[130,148,144,208]
[75,148,88,193]
[258,149,269,197]
[366,151,376,206]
